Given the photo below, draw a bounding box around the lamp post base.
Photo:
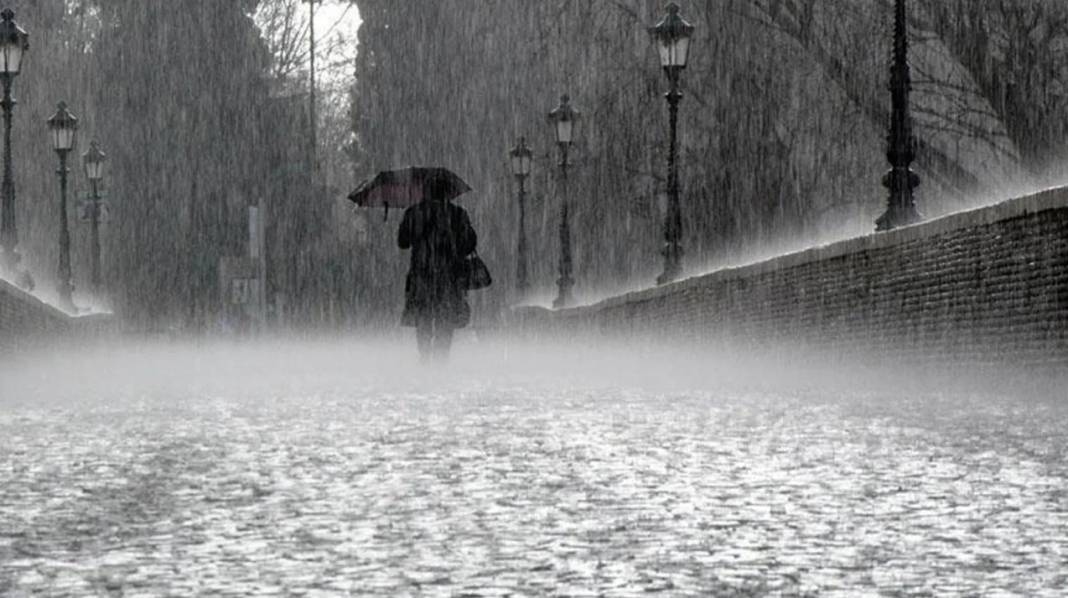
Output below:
[656,261,682,286]
[57,281,76,313]
[874,206,921,232]
[656,236,684,286]
[552,278,573,309]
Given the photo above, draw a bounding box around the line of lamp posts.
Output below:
[510,0,922,309]
[509,3,693,309]
[0,8,110,313]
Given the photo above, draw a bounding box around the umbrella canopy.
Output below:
[348,166,472,209]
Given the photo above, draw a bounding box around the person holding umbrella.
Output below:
[397,175,478,360]
[351,167,482,361]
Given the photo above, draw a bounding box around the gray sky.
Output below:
[313,1,362,89]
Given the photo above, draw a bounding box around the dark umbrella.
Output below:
[348,167,472,220]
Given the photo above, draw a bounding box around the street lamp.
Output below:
[875,0,921,231]
[0,8,28,278]
[47,102,77,312]
[650,2,693,285]
[547,94,578,309]
[509,136,533,297]
[83,140,107,294]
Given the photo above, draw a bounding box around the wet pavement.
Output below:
[1,340,1066,596]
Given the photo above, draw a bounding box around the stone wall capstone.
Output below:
[0,279,113,351]
[1,279,71,348]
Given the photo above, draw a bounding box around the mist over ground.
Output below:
[2,337,1065,595]
[3,334,1065,403]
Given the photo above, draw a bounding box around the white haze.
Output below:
[2,335,1062,405]
[2,336,1066,595]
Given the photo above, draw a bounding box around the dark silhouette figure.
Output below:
[398,181,477,361]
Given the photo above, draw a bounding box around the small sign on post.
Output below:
[231,278,252,305]
[77,199,111,223]
[219,258,256,303]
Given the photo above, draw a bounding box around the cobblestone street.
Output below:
[1,341,1066,596]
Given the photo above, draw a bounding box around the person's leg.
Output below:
[433,323,454,361]
[416,319,434,362]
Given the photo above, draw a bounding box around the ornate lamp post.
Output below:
[650,2,694,285]
[509,136,533,297]
[83,141,107,294]
[0,8,28,278]
[875,0,921,231]
[547,94,578,309]
[47,102,77,312]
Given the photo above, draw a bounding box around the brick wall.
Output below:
[514,187,1068,367]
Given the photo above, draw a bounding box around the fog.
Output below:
[4,335,1064,405]
[2,337,1066,595]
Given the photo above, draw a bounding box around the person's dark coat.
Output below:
[398,200,477,328]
